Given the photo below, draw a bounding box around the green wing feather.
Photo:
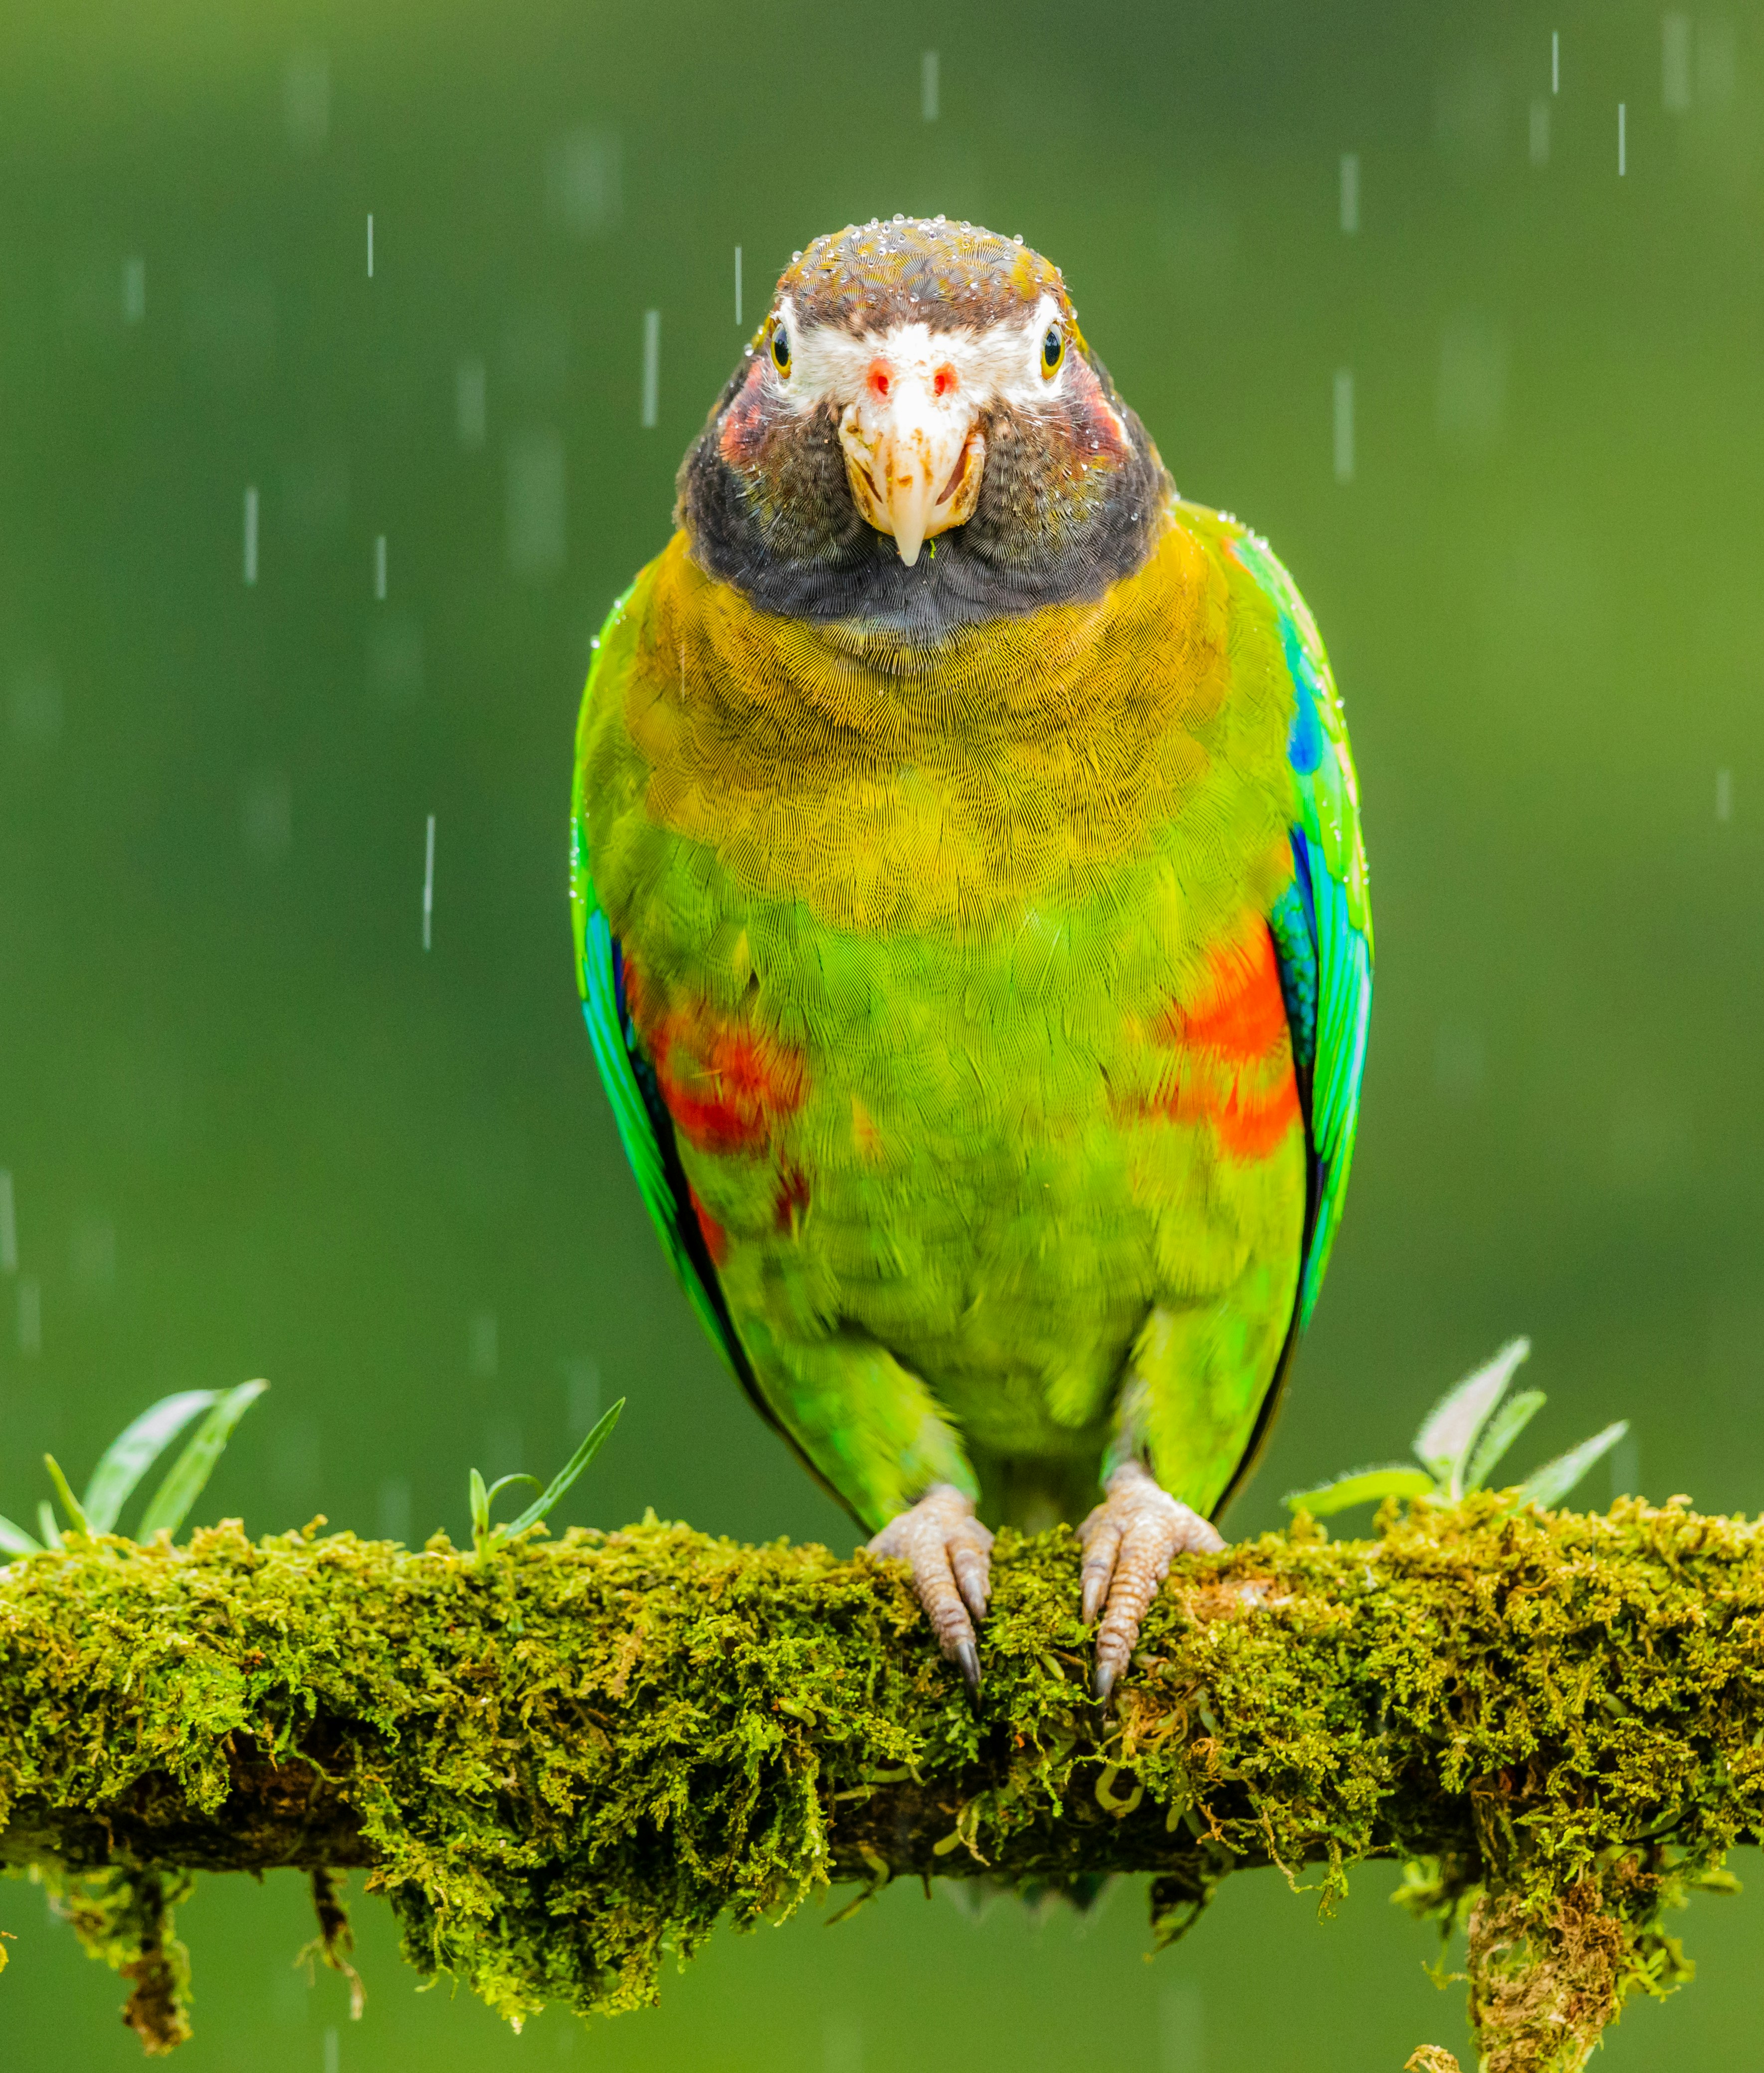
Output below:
[570,591,750,1381]
[1230,532,1373,1328]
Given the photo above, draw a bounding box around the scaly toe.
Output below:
[1079,1462,1223,1700]
[867,1485,995,1695]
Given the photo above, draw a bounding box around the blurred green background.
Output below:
[3,0,1762,2063]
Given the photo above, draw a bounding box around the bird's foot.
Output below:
[867,1484,994,1697]
[1079,1461,1223,1700]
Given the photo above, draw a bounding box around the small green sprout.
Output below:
[468,1398,624,1568]
[1284,1337,1628,1519]
[0,1379,270,1555]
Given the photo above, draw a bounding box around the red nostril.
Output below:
[934,365,956,398]
[868,362,891,400]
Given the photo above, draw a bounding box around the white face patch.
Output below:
[771,291,1069,417]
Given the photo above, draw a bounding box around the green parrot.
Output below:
[572,217,1371,1697]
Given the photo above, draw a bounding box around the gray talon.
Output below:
[867,1486,994,1701]
[1080,1462,1223,1702]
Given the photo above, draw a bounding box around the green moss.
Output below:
[1,1496,1762,2069]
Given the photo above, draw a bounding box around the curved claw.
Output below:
[1079,1462,1223,1700]
[867,1484,994,1699]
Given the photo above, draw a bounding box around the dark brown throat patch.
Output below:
[679,405,1171,635]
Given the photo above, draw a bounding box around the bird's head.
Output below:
[677,216,1171,631]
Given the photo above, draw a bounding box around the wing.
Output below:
[1230,531,1374,1330]
[569,597,758,1395]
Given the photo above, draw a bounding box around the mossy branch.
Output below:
[2,1499,1761,2073]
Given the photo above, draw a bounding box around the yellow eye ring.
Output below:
[770,324,791,376]
[1040,325,1064,378]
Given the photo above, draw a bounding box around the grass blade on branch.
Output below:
[1414,1338,1531,1495]
[81,1391,216,1534]
[136,1381,269,1540]
[1512,1421,1628,1512]
[505,1399,625,1537]
[0,1514,41,1556]
[1284,1465,1436,1517]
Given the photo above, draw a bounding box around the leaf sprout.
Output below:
[0,1380,270,1554]
[468,1398,624,1568]
[1284,1338,1628,1519]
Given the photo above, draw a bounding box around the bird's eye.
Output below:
[770,324,791,376]
[1040,325,1065,377]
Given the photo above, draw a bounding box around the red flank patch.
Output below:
[1147,920,1301,1164]
[625,957,807,1158]
[1163,926,1291,1061]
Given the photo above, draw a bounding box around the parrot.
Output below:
[571,216,1371,1699]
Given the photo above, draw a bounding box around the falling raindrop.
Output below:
[546,128,621,236]
[482,1418,523,1476]
[422,814,436,949]
[1435,1025,1487,1101]
[455,358,487,449]
[8,662,62,747]
[242,772,293,863]
[1333,369,1355,484]
[18,1278,42,1356]
[640,309,660,428]
[284,49,331,151]
[506,430,566,578]
[564,1356,600,1438]
[825,2012,863,2073]
[70,1215,117,1295]
[469,1310,499,1379]
[1662,14,1692,113]
[1160,1982,1204,2072]
[272,1423,321,1518]
[377,1477,412,1543]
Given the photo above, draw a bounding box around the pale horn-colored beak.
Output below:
[838,361,984,566]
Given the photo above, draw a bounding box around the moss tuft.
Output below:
[54,1866,195,2053]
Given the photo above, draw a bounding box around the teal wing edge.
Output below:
[569,600,755,1389]
[1230,532,1374,1331]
